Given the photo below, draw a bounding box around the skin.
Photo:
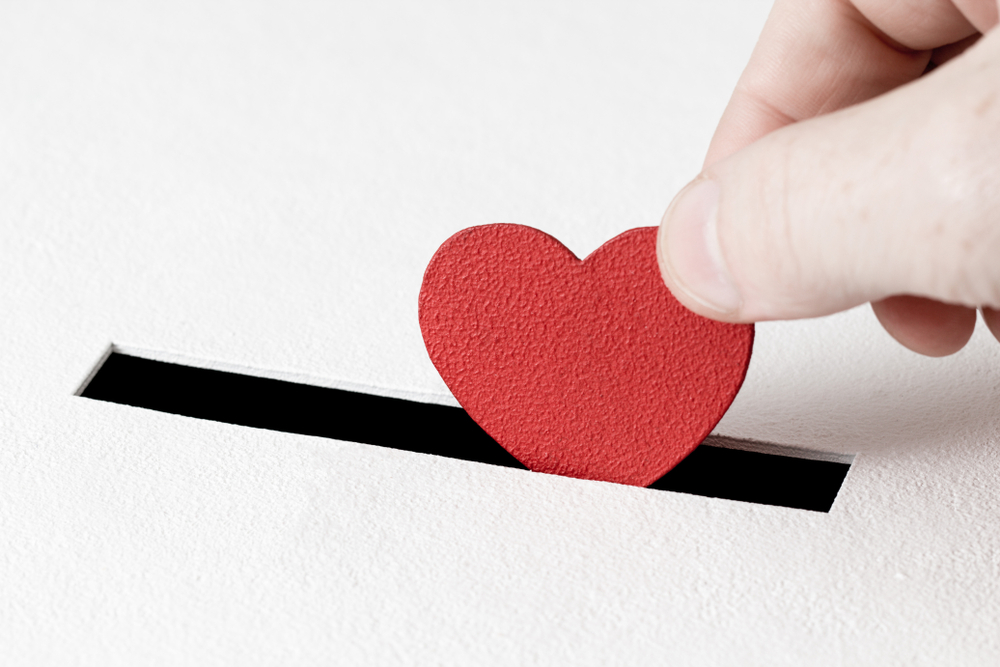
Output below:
[656,0,1000,356]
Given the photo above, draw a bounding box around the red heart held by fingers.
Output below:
[418,225,754,487]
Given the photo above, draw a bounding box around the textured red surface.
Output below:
[419,225,754,487]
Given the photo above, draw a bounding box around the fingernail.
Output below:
[659,177,741,314]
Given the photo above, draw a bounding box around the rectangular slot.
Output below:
[80,351,851,511]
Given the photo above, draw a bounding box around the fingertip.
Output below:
[657,178,747,323]
[872,296,977,357]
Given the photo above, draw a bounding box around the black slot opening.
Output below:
[81,352,850,512]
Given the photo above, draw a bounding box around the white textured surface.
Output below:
[2,1,999,664]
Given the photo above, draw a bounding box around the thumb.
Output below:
[657,31,1000,323]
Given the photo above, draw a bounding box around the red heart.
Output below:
[418,225,754,486]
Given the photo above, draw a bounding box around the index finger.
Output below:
[705,0,996,167]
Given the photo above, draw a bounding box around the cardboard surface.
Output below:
[420,225,753,485]
[2,1,1000,665]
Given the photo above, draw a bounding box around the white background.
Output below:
[2,1,999,664]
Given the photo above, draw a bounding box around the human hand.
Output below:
[657,0,1000,356]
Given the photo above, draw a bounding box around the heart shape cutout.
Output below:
[419,225,754,486]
